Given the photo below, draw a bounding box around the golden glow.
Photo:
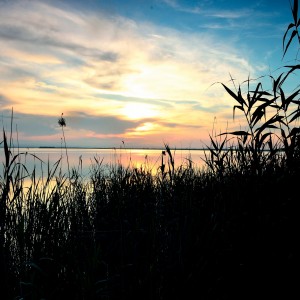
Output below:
[121,103,159,120]
[135,122,155,131]
[127,122,157,136]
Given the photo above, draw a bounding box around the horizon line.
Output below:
[6,145,209,151]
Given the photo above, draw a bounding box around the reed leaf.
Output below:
[293,0,298,24]
[289,108,300,123]
[219,130,251,136]
[221,83,246,106]
[281,64,300,84]
[284,30,298,57]
[233,105,244,120]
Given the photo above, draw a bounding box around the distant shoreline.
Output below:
[37,146,208,151]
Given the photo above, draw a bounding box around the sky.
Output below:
[0,0,297,148]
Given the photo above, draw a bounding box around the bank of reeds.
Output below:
[0,124,298,299]
[1,1,299,299]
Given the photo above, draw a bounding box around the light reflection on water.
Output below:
[1,147,208,182]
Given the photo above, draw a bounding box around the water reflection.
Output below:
[1,147,207,181]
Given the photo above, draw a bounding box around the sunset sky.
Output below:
[0,0,296,148]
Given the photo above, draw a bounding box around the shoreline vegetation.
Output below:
[37,146,291,151]
[1,1,299,299]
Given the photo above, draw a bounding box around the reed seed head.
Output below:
[58,113,66,127]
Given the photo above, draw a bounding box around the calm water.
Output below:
[1,147,208,179]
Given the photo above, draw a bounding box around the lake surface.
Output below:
[1,147,208,179]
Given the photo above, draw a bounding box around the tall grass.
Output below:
[0,123,298,299]
[1,1,299,299]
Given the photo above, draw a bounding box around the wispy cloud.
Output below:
[161,0,202,14]
[207,9,253,19]
[160,0,282,36]
[161,0,253,18]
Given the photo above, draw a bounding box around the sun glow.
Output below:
[121,103,159,120]
[136,122,155,131]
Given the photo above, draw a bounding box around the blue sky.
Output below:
[0,0,297,148]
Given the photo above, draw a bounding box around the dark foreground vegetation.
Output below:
[1,1,299,299]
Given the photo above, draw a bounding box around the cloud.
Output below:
[160,0,202,15]
[0,0,270,147]
[1,109,57,136]
[13,111,140,137]
[0,95,11,107]
[207,9,252,19]
[161,0,253,18]
[158,121,202,129]
[160,0,282,38]
[0,0,255,89]
[192,103,232,113]
[67,111,138,134]
[0,108,149,147]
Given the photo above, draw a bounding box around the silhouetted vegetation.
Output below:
[0,1,299,299]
